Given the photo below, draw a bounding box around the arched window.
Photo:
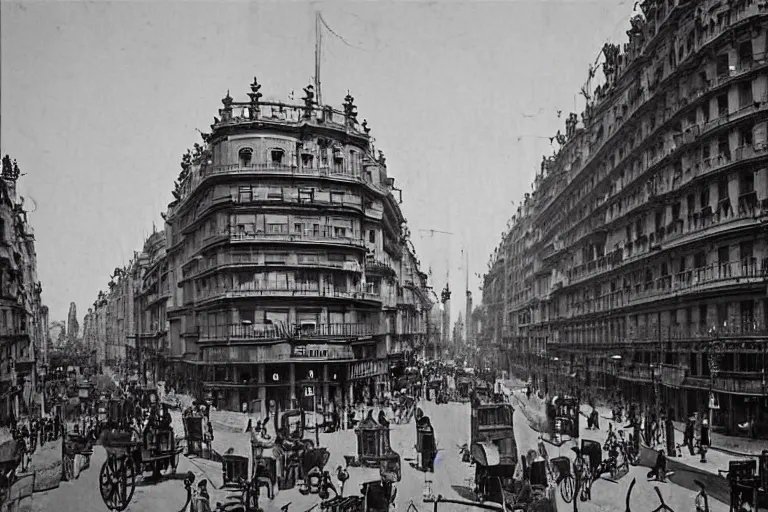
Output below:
[270,148,285,166]
[239,148,253,168]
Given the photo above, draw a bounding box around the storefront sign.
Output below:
[303,385,315,397]
[292,343,354,360]
[349,359,387,380]
[203,343,293,363]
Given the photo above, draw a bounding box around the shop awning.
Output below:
[471,442,500,467]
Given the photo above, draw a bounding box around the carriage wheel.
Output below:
[99,456,137,512]
[559,475,575,503]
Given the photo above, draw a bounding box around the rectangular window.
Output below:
[267,224,287,234]
[238,186,252,203]
[334,227,347,238]
[298,189,314,203]
[717,94,729,116]
[739,81,753,108]
[267,188,283,200]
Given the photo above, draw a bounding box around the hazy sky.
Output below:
[2,0,633,323]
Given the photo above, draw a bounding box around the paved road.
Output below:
[503,382,730,512]
[27,395,731,512]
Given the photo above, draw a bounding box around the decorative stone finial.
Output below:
[248,77,263,107]
[222,90,233,108]
[302,85,316,118]
[362,119,370,135]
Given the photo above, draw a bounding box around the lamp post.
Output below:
[705,324,725,447]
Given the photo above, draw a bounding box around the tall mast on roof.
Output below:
[315,11,323,106]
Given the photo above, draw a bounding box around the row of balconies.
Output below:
[198,230,368,250]
[184,252,364,281]
[564,205,765,288]
[570,98,768,243]
[563,258,765,318]
[627,321,768,342]
[196,322,383,342]
[193,283,382,304]
[205,162,392,197]
[538,9,765,235]
[603,142,766,229]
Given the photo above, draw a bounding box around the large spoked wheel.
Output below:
[559,474,575,503]
[99,456,137,512]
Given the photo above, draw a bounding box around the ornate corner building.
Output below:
[86,79,434,415]
[0,156,47,422]
[480,0,768,434]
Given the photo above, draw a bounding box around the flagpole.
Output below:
[315,11,323,106]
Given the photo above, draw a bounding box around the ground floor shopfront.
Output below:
[167,357,391,416]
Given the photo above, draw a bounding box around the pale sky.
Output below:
[2,0,634,323]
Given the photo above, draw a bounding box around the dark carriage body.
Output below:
[355,414,401,482]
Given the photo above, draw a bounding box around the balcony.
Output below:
[618,365,653,382]
[198,322,379,342]
[364,259,396,277]
[228,231,366,248]
[630,321,768,343]
[185,252,362,280]
[567,258,766,318]
[196,283,380,303]
[0,327,28,338]
[565,205,765,292]
[684,371,765,396]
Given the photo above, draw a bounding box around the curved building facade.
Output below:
[162,80,432,414]
[481,0,768,434]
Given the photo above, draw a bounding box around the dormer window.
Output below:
[239,148,253,168]
[271,149,285,165]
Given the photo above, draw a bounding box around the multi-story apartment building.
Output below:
[481,0,768,435]
[133,230,170,384]
[0,156,47,421]
[83,257,139,370]
[84,79,432,414]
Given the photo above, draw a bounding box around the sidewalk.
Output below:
[577,402,759,476]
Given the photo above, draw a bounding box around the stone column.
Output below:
[289,363,297,408]
[257,365,267,418]
[322,364,330,405]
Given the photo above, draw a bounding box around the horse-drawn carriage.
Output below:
[470,401,518,504]
[269,408,330,492]
[351,411,401,482]
[473,381,493,405]
[543,396,579,447]
[62,428,93,482]
[456,376,473,402]
[183,412,206,457]
[98,396,183,511]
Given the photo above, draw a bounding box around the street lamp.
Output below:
[705,323,725,449]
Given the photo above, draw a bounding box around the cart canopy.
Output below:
[471,442,500,467]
